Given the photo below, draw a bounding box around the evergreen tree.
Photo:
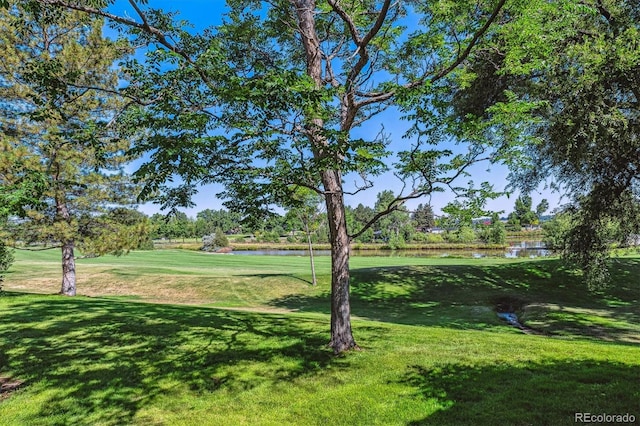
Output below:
[487,212,506,245]
[412,203,435,232]
[0,3,136,295]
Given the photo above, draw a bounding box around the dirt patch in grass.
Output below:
[0,377,24,400]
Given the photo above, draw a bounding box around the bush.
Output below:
[259,231,281,243]
[411,231,428,243]
[213,228,230,247]
[0,241,14,292]
[478,214,506,245]
[387,234,407,250]
[201,228,230,252]
[425,233,445,244]
[458,226,477,244]
[445,227,476,244]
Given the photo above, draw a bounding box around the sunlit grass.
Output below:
[1,249,639,424]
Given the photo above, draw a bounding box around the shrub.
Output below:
[479,214,506,245]
[425,233,445,244]
[213,228,230,247]
[259,231,281,243]
[445,227,477,244]
[0,241,14,293]
[458,226,477,244]
[387,234,407,250]
[201,228,230,251]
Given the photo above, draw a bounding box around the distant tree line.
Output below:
[143,189,524,247]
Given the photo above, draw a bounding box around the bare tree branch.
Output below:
[36,0,214,85]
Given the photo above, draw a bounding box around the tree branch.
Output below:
[36,0,213,85]
[326,0,362,45]
[430,0,507,83]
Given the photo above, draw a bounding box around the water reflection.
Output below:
[505,241,550,258]
[232,241,550,258]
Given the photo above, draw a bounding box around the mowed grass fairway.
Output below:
[1,250,639,425]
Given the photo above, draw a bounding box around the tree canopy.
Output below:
[450,0,640,286]
[35,0,512,351]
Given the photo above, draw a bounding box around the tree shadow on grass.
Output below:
[0,295,366,425]
[402,359,640,425]
[236,272,316,286]
[269,259,640,341]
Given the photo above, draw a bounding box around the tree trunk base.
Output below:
[329,338,360,354]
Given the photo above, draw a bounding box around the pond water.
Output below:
[232,241,551,258]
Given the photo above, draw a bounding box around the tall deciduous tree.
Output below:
[509,194,537,227]
[450,0,640,287]
[0,2,136,295]
[42,0,509,351]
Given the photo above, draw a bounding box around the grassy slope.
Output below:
[0,249,639,425]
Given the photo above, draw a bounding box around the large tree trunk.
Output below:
[294,0,357,352]
[60,240,76,296]
[322,170,358,353]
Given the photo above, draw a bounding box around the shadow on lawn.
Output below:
[269,258,640,340]
[236,272,316,286]
[0,296,359,425]
[403,359,640,425]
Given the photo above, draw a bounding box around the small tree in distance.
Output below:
[487,213,506,245]
[536,199,549,222]
[412,204,436,232]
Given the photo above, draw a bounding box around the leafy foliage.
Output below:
[201,228,230,252]
[542,211,574,252]
[507,195,547,228]
[373,190,412,243]
[450,0,640,286]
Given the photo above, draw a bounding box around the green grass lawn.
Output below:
[1,249,639,425]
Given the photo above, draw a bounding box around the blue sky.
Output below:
[110,1,562,218]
